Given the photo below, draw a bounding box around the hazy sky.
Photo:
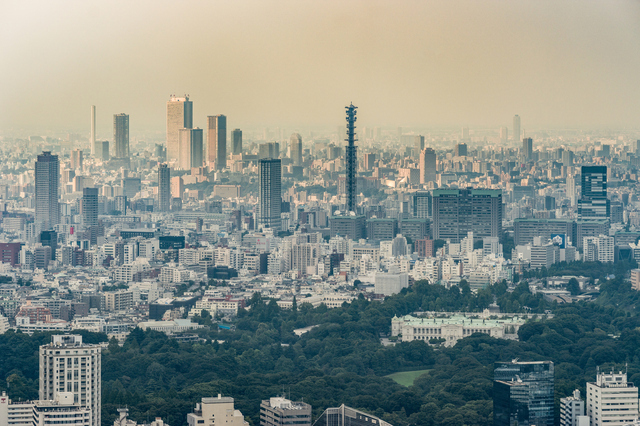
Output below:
[1,0,640,136]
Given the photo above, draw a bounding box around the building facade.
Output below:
[166,96,193,161]
[258,159,282,231]
[207,115,226,170]
[35,152,60,230]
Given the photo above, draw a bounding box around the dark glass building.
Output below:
[493,361,554,426]
[578,166,610,219]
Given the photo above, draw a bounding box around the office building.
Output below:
[586,371,638,426]
[493,360,554,426]
[35,152,60,230]
[113,113,129,159]
[166,95,193,161]
[82,188,98,245]
[419,148,437,184]
[39,335,101,426]
[455,143,467,157]
[432,189,502,243]
[312,405,391,426]
[522,138,533,161]
[578,166,610,219]
[259,397,311,426]
[583,235,614,263]
[90,105,96,156]
[231,129,242,155]
[513,219,576,246]
[208,115,226,170]
[560,389,587,426]
[329,214,366,240]
[414,135,425,152]
[1,391,91,426]
[364,153,376,170]
[290,133,303,166]
[71,149,83,170]
[187,395,248,426]
[258,159,282,231]
[158,164,171,212]
[413,191,432,219]
[366,218,398,241]
[178,128,203,170]
[100,141,110,161]
[345,104,358,212]
[513,114,521,142]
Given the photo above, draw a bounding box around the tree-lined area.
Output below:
[3,271,640,426]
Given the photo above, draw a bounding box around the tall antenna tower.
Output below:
[345,103,358,213]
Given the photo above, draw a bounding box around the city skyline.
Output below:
[2,1,640,135]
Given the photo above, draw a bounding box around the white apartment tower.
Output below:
[39,335,101,426]
[586,371,638,426]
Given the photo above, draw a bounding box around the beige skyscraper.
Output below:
[166,95,193,161]
[208,115,227,170]
[513,114,521,143]
[178,128,204,170]
[289,133,302,166]
[419,147,436,184]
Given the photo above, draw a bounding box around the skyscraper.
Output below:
[231,129,243,155]
[587,371,638,426]
[113,113,129,159]
[432,188,502,243]
[71,149,83,170]
[412,191,432,219]
[158,164,171,212]
[166,95,193,161]
[39,335,102,426]
[178,128,203,170]
[522,137,533,160]
[90,105,96,156]
[454,143,468,157]
[414,135,425,153]
[578,166,609,219]
[419,148,437,184]
[258,158,282,231]
[208,115,227,170]
[290,133,303,166]
[82,187,98,245]
[35,151,60,230]
[345,104,358,213]
[493,360,554,426]
[513,114,521,143]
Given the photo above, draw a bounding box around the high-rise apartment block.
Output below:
[35,151,60,230]
[259,397,311,426]
[290,133,303,166]
[258,158,282,231]
[113,113,129,159]
[493,360,554,426]
[433,189,502,243]
[82,188,98,245]
[522,138,533,161]
[578,166,610,219]
[158,164,171,212]
[208,115,226,170]
[39,335,101,426]
[419,148,437,184]
[560,389,587,426]
[231,129,242,155]
[586,371,638,426]
[71,149,83,170]
[166,95,193,161]
[344,104,358,213]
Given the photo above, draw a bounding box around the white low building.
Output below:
[137,319,204,334]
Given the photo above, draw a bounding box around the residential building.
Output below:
[586,371,638,426]
[258,159,282,231]
[187,396,248,426]
[259,397,311,426]
[35,152,60,230]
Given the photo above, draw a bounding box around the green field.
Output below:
[385,369,431,387]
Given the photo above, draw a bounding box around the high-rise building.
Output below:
[179,128,204,170]
[560,389,587,426]
[231,129,242,155]
[35,152,60,230]
[208,115,227,170]
[578,166,609,219]
[113,113,129,159]
[100,141,110,161]
[312,405,391,426]
[493,360,554,426]
[500,127,509,143]
[345,104,358,213]
[461,126,469,140]
[513,114,521,143]
[583,234,614,263]
[419,148,437,184]
[82,188,98,245]
[412,191,432,219]
[258,158,282,231]
[90,105,96,156]
[414,135,425,152]
[39,335,102,426]
[71,149,83,170]
[522,138,533,161]
[433,189,502,243]
[587,371,638,426]
[290,133,303,166]
[454,143,467,157]
[364,153,376,170]
[158,164,171,212]
[166,95,193,161]
[260,397,312,426]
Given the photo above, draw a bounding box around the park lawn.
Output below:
[385,369,431,387]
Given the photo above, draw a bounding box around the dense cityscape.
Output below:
[2,2,640,426]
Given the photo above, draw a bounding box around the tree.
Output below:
[567,278,580,295]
